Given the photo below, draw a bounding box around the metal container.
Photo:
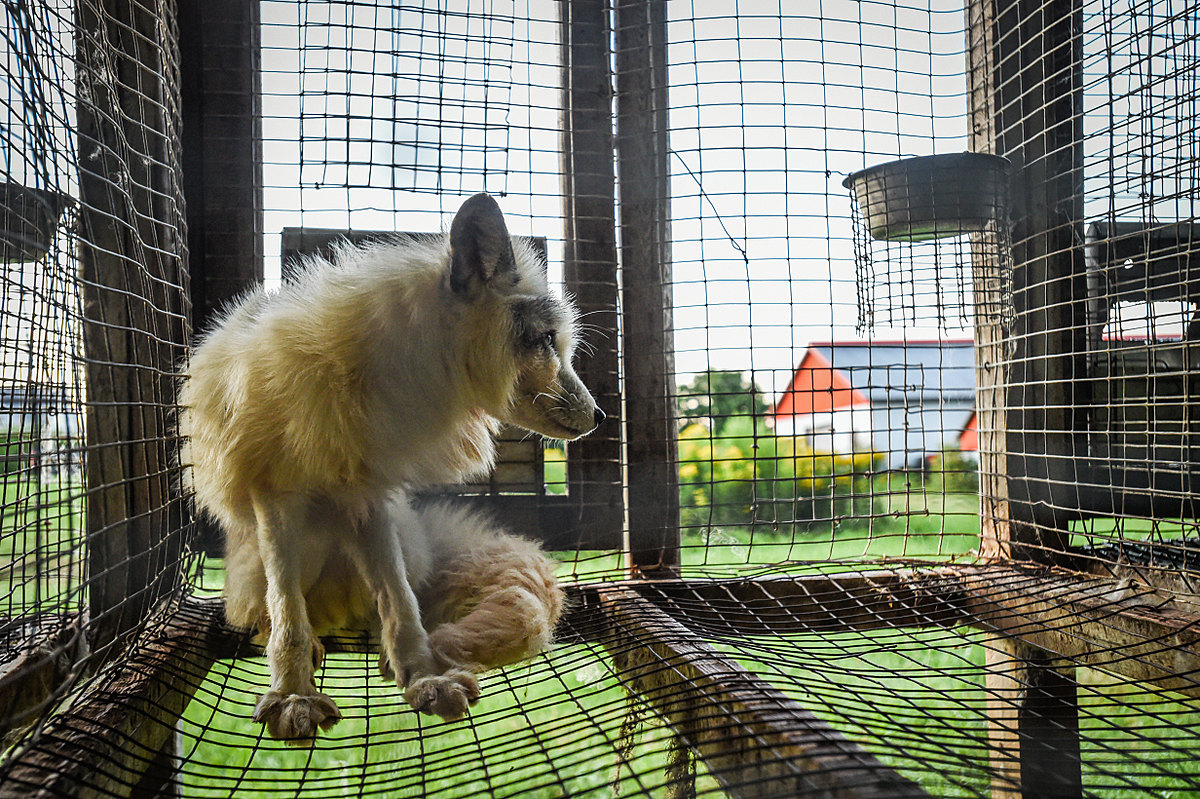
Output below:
[0,183,73,263]
[843,152,1010,242]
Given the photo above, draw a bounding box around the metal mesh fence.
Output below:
[1,1,1200,797]
[0,0,193,749]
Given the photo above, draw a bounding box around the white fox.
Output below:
[180,194,602,744]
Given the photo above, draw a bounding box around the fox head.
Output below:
[448,193,604,441]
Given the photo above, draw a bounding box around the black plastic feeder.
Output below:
[843,152,1010,242]
[0,183,74,263]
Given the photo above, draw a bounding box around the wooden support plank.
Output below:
[1018,655,1081,799]
[964,5,1025,794]
[631,571,970,635]
[968,3,1085,793]
[0,615,86,747]
[982,638,1084,799]
[614,0,680,575]
[559,0,625,550]
[594,587,930,798]
[591,566,1200,702]
[982,636,1024,799]
[76,0,191,651]
[982,637,1086,799]
[128,731,181,799]
[955,565,1200,699]
[965,0,1013,560]
[0,599,221,799]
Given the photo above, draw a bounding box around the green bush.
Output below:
[0,434,30,476]
[678,416,884,531]
[926,448,979,494]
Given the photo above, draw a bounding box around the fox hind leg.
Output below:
[342,497,481,721]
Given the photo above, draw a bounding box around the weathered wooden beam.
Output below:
[992,0,1087,557]
[0,614,86,747]
[966,4,1085,793]
[76,0,190,652]
[614,0,680,575]
[965,0,1013,561]
[982,636,1024,799]
[631,570,970,635]
[0,598,221,799]
[595,587,930,799]
[601,565,1200,703]
[954,565,1200,699]
[559,0,625,551]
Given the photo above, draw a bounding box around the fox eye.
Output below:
[542,330,557,350]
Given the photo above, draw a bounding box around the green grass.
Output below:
[176,616,1200,798]
[1069,515,1200,550]
[0,476,85,615]
[178,646,725,798]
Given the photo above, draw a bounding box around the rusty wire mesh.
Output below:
[1,1,1199,798]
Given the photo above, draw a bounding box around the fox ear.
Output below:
[449,193,517,297]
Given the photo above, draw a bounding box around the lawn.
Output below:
[178,645,727,798]
[0,475,85,616]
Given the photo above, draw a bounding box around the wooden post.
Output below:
[177,0,263,556]
[1019,658,1082,799]
[76,0,190,652]
[983,641,1082,799]
[0,600,221,799]
[596,588,931,799]
[966,2,1084,796]
[614,0,680,575]
[559,0,624,550]
[965,0,1012,562]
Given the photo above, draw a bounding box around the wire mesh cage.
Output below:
[2,1,1200,798]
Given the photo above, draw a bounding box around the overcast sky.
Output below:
[254,0,1199,397]
[257,0,981,397]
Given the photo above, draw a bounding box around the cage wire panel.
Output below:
[0,0,87,729]
[0,0,193,756]
[1,0,1200,798]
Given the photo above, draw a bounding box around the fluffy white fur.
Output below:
[179,194,599,744]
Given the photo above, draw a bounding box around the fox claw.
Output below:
[253,689,342,745]
[404,670,480,721]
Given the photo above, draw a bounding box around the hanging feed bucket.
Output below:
[0,183,74,263]
[843,152,1010,242]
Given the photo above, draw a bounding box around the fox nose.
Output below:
[593,407,606,428]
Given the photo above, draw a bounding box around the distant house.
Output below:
[0,383,81,480]
[958,412,979,461]
[769,340,976,469]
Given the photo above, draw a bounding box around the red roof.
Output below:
[958,412,978,452]
[772,347,870,418]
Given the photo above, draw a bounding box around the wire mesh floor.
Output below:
[6,558,1200,798]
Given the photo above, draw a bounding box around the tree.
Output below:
[677,370,768,430]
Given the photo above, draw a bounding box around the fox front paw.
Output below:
[404,669,480,721]
[379,646,445,688]
[253,689,342,746]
